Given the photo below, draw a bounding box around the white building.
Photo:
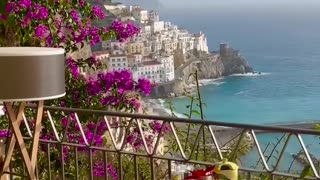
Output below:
[151,39,161,53]
[151,21,164,33]
[132,60,163,83]
[127,53,143,68]
[102,41,126,51]
[132,7,148,24]
[149,10,159,22]
[158,55,175,82]
[164,21,172,30]
[104,4,127,11]
[162,40,178,54]
[142,25,152,37]
[132,53,143,63]
[121,16,135,22]
[194,32,209,53]
[143,41,152,55]
[164,22,178,31]
[93,50,110,64]
[108,53,128,71]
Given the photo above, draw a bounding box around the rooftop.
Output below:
[109,54,127,57]
[127,54,135,58]
[142,60,162,66]
[194,32,204,38]
[143,54,153,59]
[92,50,110,55]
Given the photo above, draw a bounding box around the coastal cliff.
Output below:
[151,43,253,98]
[219,43,253,75]
[196,53,224,79]
[197,43,253,79]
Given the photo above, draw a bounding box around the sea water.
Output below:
[156,5,320,170]
[159,8,320,125]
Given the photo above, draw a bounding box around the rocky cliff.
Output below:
[197,44,253,79]
[185,44,253,84]
[219,43,253,75]
[197,53,224,79]
[150,44,253,98]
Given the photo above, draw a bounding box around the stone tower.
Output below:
[219,43,229,57]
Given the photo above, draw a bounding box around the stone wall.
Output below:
[173,47,186,68]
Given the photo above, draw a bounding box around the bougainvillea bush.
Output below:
[0,0,170,179]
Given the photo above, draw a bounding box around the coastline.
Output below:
[143,98,179,117]
[143,94,319,131]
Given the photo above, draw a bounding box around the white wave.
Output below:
[235,91,245,95]
[157,99,186,118]
[229,72,271,77]
[188,78,225,87]
[157,98,165,105]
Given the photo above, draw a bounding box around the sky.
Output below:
[114,0,164,10]
[115,0,320,11]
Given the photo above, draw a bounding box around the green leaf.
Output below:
[0,0,6,13]
[186,95,194,100]
[300,165,312,178]
[191,110,201,116]
[182,113,190,118]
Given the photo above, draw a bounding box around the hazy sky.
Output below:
[115,0,320,10]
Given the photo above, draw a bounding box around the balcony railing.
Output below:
[1,105,320,179]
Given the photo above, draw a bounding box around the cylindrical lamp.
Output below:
[0,47,65,101]
[0,47,65,180]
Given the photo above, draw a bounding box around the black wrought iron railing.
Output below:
[1,105,320,179]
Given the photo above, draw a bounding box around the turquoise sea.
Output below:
[158,7,320,125]
[156,5,320,170]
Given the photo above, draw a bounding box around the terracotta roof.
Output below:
[143,54,152,59]
[143,61,162,66]
[109,54,127,57]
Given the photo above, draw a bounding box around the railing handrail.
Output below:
[37,105,320,135]
[1,104,318,179]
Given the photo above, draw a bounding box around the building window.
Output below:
[123,58,126,61]
[117,58,120,62]
[123,63,126,66]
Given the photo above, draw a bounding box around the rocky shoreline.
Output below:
[150,44,254,98]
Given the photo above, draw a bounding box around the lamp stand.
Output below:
[0,101,44,180]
